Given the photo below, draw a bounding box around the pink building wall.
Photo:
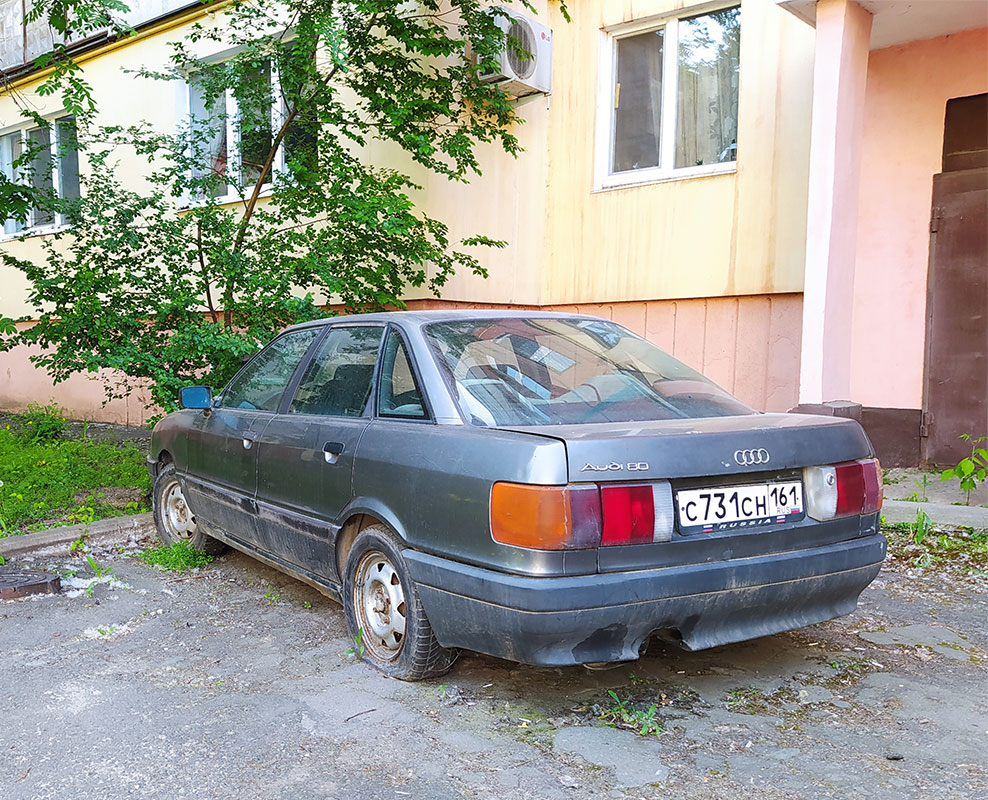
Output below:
[850,26,988,410]
[0,295,803,425]
[0,324,153,425]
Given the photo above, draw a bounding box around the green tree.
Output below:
[1,0,565,412]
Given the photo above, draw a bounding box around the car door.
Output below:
[253,324,385,576]
[182,327,322,544]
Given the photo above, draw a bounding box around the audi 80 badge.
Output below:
[149,312,886,680]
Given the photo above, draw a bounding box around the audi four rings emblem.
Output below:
[734,448,770,466]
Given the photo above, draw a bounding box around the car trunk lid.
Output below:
[501,413,872,483]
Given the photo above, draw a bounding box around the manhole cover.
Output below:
[0,569,61,600]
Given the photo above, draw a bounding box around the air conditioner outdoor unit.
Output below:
[479,6,552,98]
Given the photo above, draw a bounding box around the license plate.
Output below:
[676,481,804,534]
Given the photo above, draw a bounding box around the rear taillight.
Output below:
[490,480,674,550]
[490,483,600,550]
[600,483,674,545]
[804,459,882,521]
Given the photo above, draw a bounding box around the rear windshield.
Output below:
[425,318,754,426]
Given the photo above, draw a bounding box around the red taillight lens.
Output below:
[835,458,883,517]
[601,485,655,545]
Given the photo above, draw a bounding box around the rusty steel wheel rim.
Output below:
[162,480,196,540]
[353,551,407,661]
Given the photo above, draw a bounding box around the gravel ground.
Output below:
[1,535,986,800]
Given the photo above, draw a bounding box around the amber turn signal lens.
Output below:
[490,482,601,550]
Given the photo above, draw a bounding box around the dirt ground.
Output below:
[2,534,986,800]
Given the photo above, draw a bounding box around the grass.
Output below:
[0,426,150,536]
[138,541,213,572]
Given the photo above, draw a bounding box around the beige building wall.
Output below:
[1,0,812,421]
[850,26,988,410]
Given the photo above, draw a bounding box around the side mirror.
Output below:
[179,386,213,410]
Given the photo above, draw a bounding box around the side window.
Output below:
[289,326,384,416]
[379,330,428,419]
[220,329,319,411]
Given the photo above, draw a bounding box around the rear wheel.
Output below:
[343,525,457,680]
[152,463,225,555]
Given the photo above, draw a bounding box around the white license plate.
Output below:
[677,481,803,533]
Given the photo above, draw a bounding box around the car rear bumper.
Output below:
[403,532,887,666]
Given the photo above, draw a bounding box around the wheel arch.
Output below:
[335,498,409,580]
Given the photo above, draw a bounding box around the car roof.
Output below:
[282,309,604,333]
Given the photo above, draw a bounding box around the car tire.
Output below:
[152,462,226,555]
[343,525,457,681]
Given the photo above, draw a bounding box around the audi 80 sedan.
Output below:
[150,311,885,680]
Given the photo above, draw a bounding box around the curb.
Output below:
[0,513,155,559]
[882,499,988,530]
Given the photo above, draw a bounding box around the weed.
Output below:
[822,656,874,687]
[139,541,213,572]
[96,625,116,637]
[880,515,910,532]
[346,628,366,658]
[86,554,114,580]
[0,554,5,566]
[599,690,663,736]
[725,687,770,714]
[303,601,312,609]
[902,473,932,503]
[16,401,68,443]
[912,510,932,545]
[941,434,988,505]
[264,587,281,604]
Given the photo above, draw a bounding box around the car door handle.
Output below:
[323,441,345,464]
[243,430,259,450]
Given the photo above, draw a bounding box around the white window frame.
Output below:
[177,50,294,207]
[593,2,740,192]
[0,114,79,239]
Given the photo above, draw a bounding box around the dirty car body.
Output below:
[150,312,885,678]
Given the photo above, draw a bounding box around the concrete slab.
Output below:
[553,725,669,787]
[882,499,988,530]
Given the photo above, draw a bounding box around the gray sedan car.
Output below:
[149,312,885,680]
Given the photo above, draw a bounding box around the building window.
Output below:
[597,4,740,189]
[183,50,314,203]
[1,116,80,235]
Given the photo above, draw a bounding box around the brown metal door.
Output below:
[922,167,988,466]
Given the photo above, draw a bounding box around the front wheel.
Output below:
[152,462,225,555]
[343,525,457,680]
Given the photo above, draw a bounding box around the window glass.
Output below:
[1,118,81,234]
[612,29,664,173]
[220,329,319,411]
[379,331,427,419]
[56,117,80,202]
[278,41,319,176]
[675,6,741,168]
[189,80,229,197]
[426,318,753,427]
[290,327,384,417]
[1,131,24,234]
[237,60,274,187]
[27,127,54,226]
